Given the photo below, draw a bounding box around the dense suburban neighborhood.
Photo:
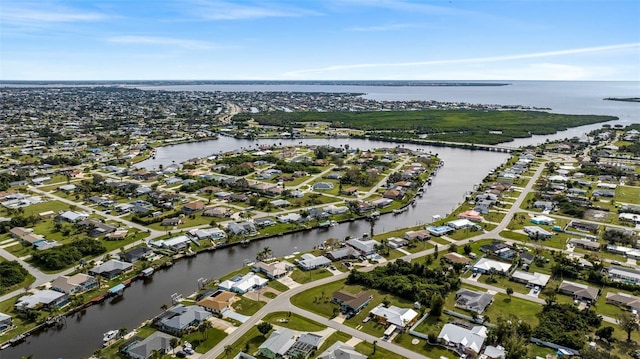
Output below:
[0,86,639,359]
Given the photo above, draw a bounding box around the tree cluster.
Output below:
[346,258,460,305]
[532,303,602,349]
[31,238,106,270]
[0,261,28,290]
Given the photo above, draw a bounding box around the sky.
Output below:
[1,0,639,81]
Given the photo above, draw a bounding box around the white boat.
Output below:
[103,329,119,342]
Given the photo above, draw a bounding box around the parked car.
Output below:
[176,351,187,358]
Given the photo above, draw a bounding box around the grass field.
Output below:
[262,312,325,332]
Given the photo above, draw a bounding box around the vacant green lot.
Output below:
[262,312,325,332]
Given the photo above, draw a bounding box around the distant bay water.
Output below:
[135,81,639,146]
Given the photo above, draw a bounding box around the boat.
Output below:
[411,199,417,206]
[103,329,119,343]
[365,211,380,221]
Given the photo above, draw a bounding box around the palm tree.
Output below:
[199,319,212,340]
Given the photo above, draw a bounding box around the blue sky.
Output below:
[1,0,639,81]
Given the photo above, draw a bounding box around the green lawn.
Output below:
[182,326,228,353]
[267,280,289,292]
[315,331,352,355]
[215,326,263,359]
[290,268,334,284]
[393,332,457,359]
[616,185,640,203]
[355,341,407,359]
[262,312,325,332]
[231,296,265,316]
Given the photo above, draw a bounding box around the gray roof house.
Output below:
[89,259,133,279]
[157,305,211,335]
[15,289,69,311]
[455,289,494,314]
[258,328,296,359]
[0,312,12,332]
[124,331,177,359]
[437,323,488,357]
[297,253,332,271]
[317,341,367,359]
[558,280,599,302]
[345,238,379,256]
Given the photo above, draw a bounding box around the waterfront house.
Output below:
[332,291,372,314]
[369,304,418,329]
[297,253,332,271]
[317,341,366,359]
[325,246,359,261]
[51,273,98,294]
[455,289,494,314]
[258,328,296,359]
[345,238,379,256]
[89,259,133,279]
[324,205,349,215]
[121,246,154,263]
[447,218,476,230]
[404,229,431,241]
[437,323,487,357]
[157,305,211,335]
[218,273,268,294]
[0,312,12,332]
[158,235,192,251]
[457,209,484,222]
[254,217,276,227]
[124,331,176,359]
[558,280,599,303]
[15,289,69,311]
[197,290,236,315]
[252,261,294,279]
[227,222,257,236]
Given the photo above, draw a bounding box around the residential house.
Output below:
[287,333,323,359]
[480,242,517,261]
[218,273,267,294]
[447,219,477,230]
[89,259,133,279]
[312,182,334,190]
[457,209,484,222]
[383,189,404,200]
[510,271,550,288]
[161,217,183,227]
[124,331,176,359]
[404,229,431,241]
[57,211,89,223]
[252,261,294,279]
[277,213,303,223]
[317,341,367,359]
[442,252,471,266]
[0,312,12,332]
[258,329,296,359]
[345,238,379,256]
[608,266,640,285]
[369,304,418,329]
[189,228,227,241]
[371,198,393,208]
[254,217,276,227]
[182,201,205,214]
[325,246,359,261]
[482,345,506,359]
[121,247,154,263]
[157,235,192,251]
[227,222,257,236]
[569,221,599,233]
[523,226,552,240]
[15,290,69,311]
[324,205,349,215]
[455,289,494,314]
[77,218,117,237]
[530,215,555,225]
[558,280,599,303]
[297,254,332,271]
[605,292,640,313]
[437,323,487,357]
[51,273,98,294]
[157,305,211,335]
[472,258,512,275]
[332,291,373,314]
[569,238,600,251]
[203,206,231,218]
[197,290,236,315]
[426,225,454,237]
[533,201,554,211]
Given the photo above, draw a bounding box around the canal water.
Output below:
[5,139,508,359]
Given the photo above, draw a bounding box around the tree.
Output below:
[199,319,212,339]
[595,326,614,341]
[463,244,472,255]
[224,345,233,358]
[372,340,377,354]
[170,337,180,353]
[506,287,514,300]
[257,321,273,337]
[617,312,640,342]
[430,293,444,318]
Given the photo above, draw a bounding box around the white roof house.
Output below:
[219,273,268,294]
[511,271,550,288]
[472,258,512,274]
[369,304,418,328]
[15,289,67,310]
[437,323,487,354]
[447,218,475,229]
[345,238,379,255]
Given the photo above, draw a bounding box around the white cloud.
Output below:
[106,36,220,50]
[1,2,108,25]
[190,0,321,20]
[283,43,640,78]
